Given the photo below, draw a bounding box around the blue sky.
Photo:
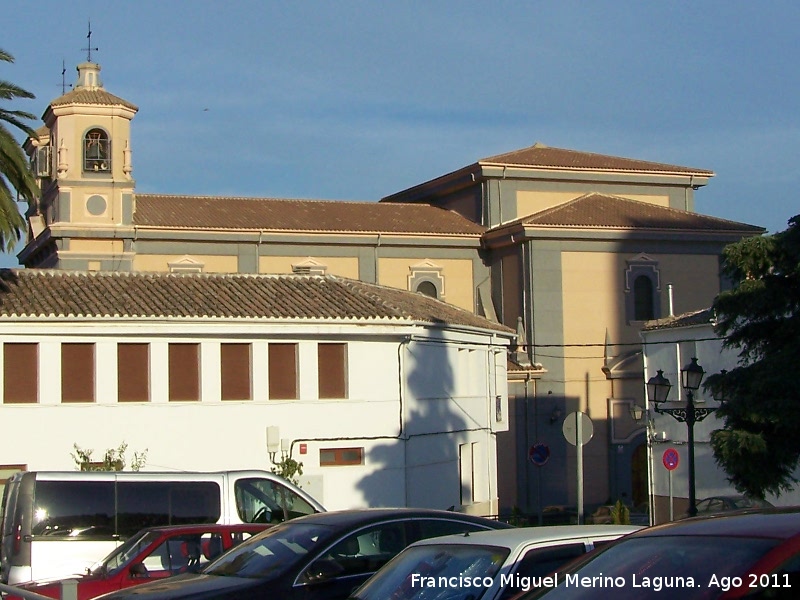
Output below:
[3,1,798,266]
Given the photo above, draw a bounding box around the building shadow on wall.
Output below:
[356,330,481,510]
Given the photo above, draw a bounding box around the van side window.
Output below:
[234,478,316,524]
[116,482,221,537]
[33,481,115,538]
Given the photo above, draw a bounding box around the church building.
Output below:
[13,59,764,520]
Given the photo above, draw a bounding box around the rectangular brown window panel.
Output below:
[3,343,38,403]
[269,343,298,400]
[169,343,200,401]
[318,343,347,399]
[221,343,252,401]
[320,447,364,466]
[118,343,149,402]
[62,343,95,403]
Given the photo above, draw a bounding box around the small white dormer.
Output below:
[292,257,328,275]
[168,256,205,273]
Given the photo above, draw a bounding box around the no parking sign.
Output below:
[528,443,550,467]
[663,448,680,471]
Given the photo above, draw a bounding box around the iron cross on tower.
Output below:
[82,21,99,62]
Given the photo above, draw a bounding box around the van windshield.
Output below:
[234,478,316,524]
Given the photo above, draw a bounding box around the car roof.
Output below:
[282,507,511,528]
[138,523,270,534]
[632,508,800,540]
[407,525,641,551]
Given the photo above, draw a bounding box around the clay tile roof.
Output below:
[0,270,512,334]
[497,193,764,233]
[642,307,716,331]
[480,142,714,176]
[50,88,138,111]
[134,194,485,235]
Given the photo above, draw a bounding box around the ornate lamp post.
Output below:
[647,358,716,518]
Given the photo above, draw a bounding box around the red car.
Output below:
[4,523,270,600]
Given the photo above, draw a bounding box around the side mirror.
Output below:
[129,562,148,578]
[305,558,345,582]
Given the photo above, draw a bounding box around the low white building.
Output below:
[641,308,800,523]
[0,270,514,515]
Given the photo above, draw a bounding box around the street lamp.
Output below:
[647,358,716,518]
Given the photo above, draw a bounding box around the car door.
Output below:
[296,520,411,600]
[496,542,590,599]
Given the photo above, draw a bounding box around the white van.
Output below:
[0,470,324,584]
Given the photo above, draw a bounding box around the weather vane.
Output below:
[59,59,73,94]
[81,21,99,62]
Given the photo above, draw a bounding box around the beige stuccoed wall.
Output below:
[560,252,617,474]
[379,257,475,312]
[68,239,125,254]
[560,250,722,406]
[47,105,135,229]
[133,254,239,273]
[653,254,722,316]
[516,190,670,219]
[560,250,722,505]
[51,112,132,182]
[259,256,360,279]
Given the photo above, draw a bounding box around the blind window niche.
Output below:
[221,343,252,401]
[62,343,95,403]
[118,343,150,402]
[318,343,348,399]
[268,343,298,400]
[3,343,38,403]
[168,343,200,401]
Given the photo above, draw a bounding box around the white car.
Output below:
[349,525,640,600]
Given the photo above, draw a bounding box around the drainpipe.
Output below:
[684,176,694,211]
[374,233,381,284]
[667,284,675,317]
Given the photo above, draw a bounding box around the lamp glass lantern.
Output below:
[647,369,672,405]
[629,402,645,423]
[712,369,729,404]
[681,357,705,391]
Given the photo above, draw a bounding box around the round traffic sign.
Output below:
[528,443,550,467]
[663,448,680,471]
[562,411,593,446]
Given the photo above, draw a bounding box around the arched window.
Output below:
[84,128,110,172]
[408,259,445,300]
[416,281,438,299]
[624,254,661,324]
[633,276,654,321]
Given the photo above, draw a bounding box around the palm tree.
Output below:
[0,47,38,253]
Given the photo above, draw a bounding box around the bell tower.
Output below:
[20,56,139,271]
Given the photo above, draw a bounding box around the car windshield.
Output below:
[351,544,510,600]
[527,535,779,600]
[90,530,161,576]
[204,522,334,579]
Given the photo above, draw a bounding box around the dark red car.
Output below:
[5,523,270,600]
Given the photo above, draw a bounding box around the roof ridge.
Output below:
[478,143,714,176]
[136,193,474,212]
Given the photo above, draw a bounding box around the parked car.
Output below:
[3,523,271,600]
[349,524,640,600]
[588,503,650,526]
[95,508,513,600]
[694,495,774,515]
[1,469,324,585]
[510,508,800,599]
